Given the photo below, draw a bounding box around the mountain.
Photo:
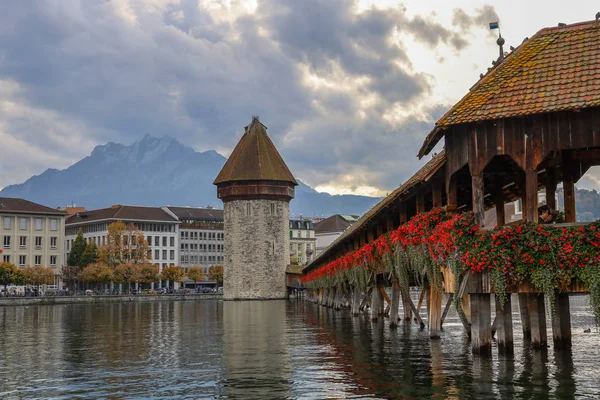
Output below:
[0,135,381,217]
[557,187,600,222]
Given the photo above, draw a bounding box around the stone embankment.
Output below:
[0,294,222,307]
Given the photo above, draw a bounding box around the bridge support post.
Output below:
[495,294,514,355]
[352,287,361,316]
[371,278,384,321]
[527,293,548,348]
[390,278,400,328]
[334,287,342,311]
[402,290,413,322]
[551,293,572,349]
[470,293,492,355]
[518,293,531,339]
[428,286,442,339]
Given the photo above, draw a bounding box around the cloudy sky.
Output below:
[1,0,599,195]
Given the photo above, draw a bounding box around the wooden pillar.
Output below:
[470,293,492,355]
[546,168,557,210]
[525,170,539,223]
[563,170,576,223]
[334,287,342,311]
[446,174,457,216]
[399,202,408,225]
[494,190,505,227]
[551,293,572,349]
[352,288,361,316]
[402,290,413,322]
[527,294,548,348]
[386,213,395,232]
[432,181,443,208]
[371,282,384,321]
[428,286,442,339]
[495,295,514,354]
[462,294,471,323]
[416,191,426,214]
[390,278,401,328]
[518,293,531,339]
[472,173,485,227]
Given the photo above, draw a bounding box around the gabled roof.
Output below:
[314,214,359,234]
[419,19,600,158]
[167,206,224,221]
[214,117,298,185]
[66,205,178,225]
[0,197,67,216]
[304,150,446,273]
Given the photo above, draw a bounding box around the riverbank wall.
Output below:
[0,294,222,307]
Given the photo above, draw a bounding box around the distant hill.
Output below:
[557,187,600,222]
[0,135,380,217]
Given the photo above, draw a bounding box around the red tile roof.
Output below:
[419,19,600,158]
[0,197,67,215]
[214,117,298,185]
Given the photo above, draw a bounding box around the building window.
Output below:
[154,250,160,260]
[20,218,27,230]
[50,255,57,266]
[3,217,11,230]
[35,218,43,231]
[34,255,42,266]
[3,255,9,262]
[19,255,26,267]
[154,237,159,246]
[147,236,152,246]
[162,236,167,247]
[162,250,167,260]
[170,250,175,260]
[170,237,175,247]
[50,219,58,231]
[3,236,10,248]
[19,236,26,248]
[35,236,42,249]
[50,237,57,249]
[181,231,184,238]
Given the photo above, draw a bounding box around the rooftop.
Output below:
[420,19,600,157]
[66,205,178,225]
[167,206,224,221]
[314,214,360,234]
[0,197,67,216]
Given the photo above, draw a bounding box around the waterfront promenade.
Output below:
[0,293,222,307]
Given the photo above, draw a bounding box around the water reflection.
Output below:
[0,299,598,399]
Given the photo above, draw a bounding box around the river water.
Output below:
[0,295,598,399]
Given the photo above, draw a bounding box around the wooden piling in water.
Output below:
[352,288,361,316]
[401,290,413,322]
[428,286,442,339]
[495,295,514,355]
[518,293,531,340]
[527,293,548,349]
[551,293,572,349]
[390,279,400,328]
[470,293,492,355]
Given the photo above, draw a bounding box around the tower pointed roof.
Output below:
[214,117,298,185]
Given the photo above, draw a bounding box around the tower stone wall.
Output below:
[223,199,290,300]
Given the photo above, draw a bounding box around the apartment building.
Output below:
[65,205,180,271]
[289,219,316,266]
[313,214,358,257]
[166,206,224,275]
[0,198,66,284]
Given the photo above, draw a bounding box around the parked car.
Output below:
[85,289,93,296]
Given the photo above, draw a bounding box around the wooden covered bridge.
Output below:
[302,19,600,355]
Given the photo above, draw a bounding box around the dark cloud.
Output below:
[452,6,499,33]
[0,0,496,194]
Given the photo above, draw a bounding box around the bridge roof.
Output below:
[303,150,446,274]
[214,117,298,185]
[419,19,600,158]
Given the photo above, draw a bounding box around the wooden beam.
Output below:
[546,167,557,210]
[495,295,514,355]
[494,190,505,227]
[352,288,361,316]
[380,286,391,306]
[440,293,454,327]
[527,294,548,348]
[472,173,485,227]
[432,181,443,208]
[386,213,395,232]
[470,293,492,355]
[416,190,426,214]
[518,293,531,340]
[564,170,576,223]
[390,279,401,328]
[525,170,539,223]
[446,174,458,215]
[403,289,425,329]
[428,286,443,339]
[551,293,572,349]
[399,202,408,224]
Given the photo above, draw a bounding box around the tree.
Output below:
[78,262,112,286]
[161,265,185,288]
[99,221,150,268]
[23,266,54,288]
[68,228,86,268]
[136,263,159,285]
[0,262,25,295]
[208,265,224,285]
[81,242,99,268]
[60,265,80,292]
[112,262,140,293]
[186,266,204,283]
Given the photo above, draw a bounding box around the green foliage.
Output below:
[68,229,86,268]
[80,242,99,268]
[0,262,22,288]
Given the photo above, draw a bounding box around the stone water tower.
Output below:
[214,117,297,300]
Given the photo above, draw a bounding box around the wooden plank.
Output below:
[416,190,426,214]
[525,169,539,223]
[416,286,427,316]
[472,173,485,227]
[380,287,391,306]
[386,213,395,232]
[432,180,443,208]
[399,202,408,225]
[446,173,458,215]
[546,167,557,210]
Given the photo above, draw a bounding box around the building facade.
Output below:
[314,214,358,257]
[214,116,297,300]
[166,206,225,275]
[289,219,316,266]
[65,205,180,275]
[0,198,67,284]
